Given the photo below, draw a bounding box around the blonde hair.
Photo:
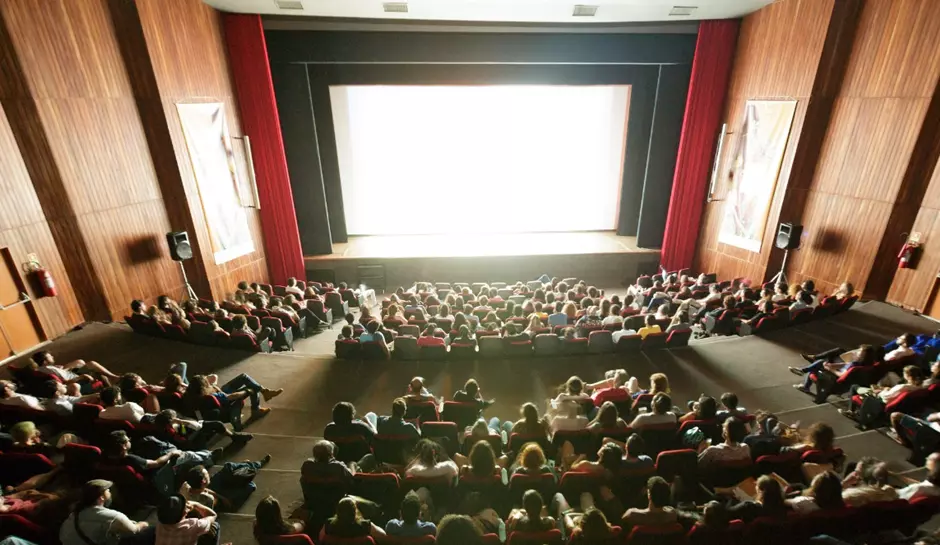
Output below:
[650,373,670,394]
[563,303,577,319]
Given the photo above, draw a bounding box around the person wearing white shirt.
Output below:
[602,305,623,326]
[629,393,677,429]
[897,452,940,501]
[697,418,750,470]
[0,380,43,411]
[789,291,814,311]
[60,479,151,545]
[32,351,119,395]
[611,321,638,344]
[98,387,146,423]
[39,380,98,415]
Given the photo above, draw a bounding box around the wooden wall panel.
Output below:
[694,0,832,281]
[0,0,183,324]
[137,0,269,300]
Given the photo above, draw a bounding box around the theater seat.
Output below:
[421,422,459,456]
[561,337,589,355]
[616,334,643,353]
[479,336,505,358]
[449,342,477,359]
[419,344,448,361]
[508,473,557,506]
[626,523,686,545]
[641,332,669,350]
[533,334,560,356]
[354,473,400,512]
[335,339,362,360]
[588,330,614,353]
[666,330,692,347]
[507,529,563,545]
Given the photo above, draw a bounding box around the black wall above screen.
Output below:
[265,25,696,254]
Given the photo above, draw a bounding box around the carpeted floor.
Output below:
[4,299,939,542]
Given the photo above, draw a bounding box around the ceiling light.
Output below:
[669,5,698,16]
[273,0,304,10]
[383,2,409,13]
[573,5,598,16]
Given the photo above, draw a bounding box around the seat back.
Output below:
[507,473,557,506]
[335,340,362,360]
[441,402,480,429]
[666,330,692,347]
[326,435,372,463]
[353,473,401,511]
[479,336,505,358]
[507,529,563,545]
[362,341,388,360]
[0,451,56,486]
[507,433,553,458]
[626,523,687,545]
[638,423,679,458]
[372,434,418,465]
[561,337,589,355]
[587,330,615,353]
[505,340,533,358]
[558,471,606,501]
[655,449,698,484]
[300,475,349,513]
[616,334,643,353]
[449,342,477,359]
[420,422,459,456]
[551,429,593,457]
[700,457,755,488]
[533,334,560,356]
[642,332,669,350]
[230,332,263,352]
[419,344,448,361]
[404,400,440,423]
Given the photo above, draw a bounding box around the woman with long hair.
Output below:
[588,401,628,431]
[254,496,304,542]
[510,403,550,439]
[319,497,386,541]
[511,443,555,480]
[788,471,844,513]
[567,507,616,544]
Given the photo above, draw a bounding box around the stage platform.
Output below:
[304,231,660,291]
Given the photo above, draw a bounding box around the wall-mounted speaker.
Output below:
[166,231,192,261]
[775,223,803,250]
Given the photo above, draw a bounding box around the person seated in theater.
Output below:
[666,309,692,334]
[59,479,152,545]
[549,376,590,417]
[337,324,354,342]
[319,496,386,543]
[386,490,436,538]
[501,322,531,344]
[698,417,750,470]
[653,304,671,321]
[358,320,388,353]
[480,311,502,329]
[453,379,494,417]
[417,324,446,347]
[603,305,623,325]
[789,290,815,311]
[186,373,280,429]
[39,380,98,416]
[629,393,677,429]
[512,443,557,480]
[181,452,270,511]
[8,421,59,457]
[301,440,358,487]
[704,294,736,322]
[450,325,478,348]
[269,296,300,324]
[0,483,66,523]
[741,299,774,327]
[726,475,788,522]
[787,471,845,513]
[157,294,183,316]
[106,430,219,475]
[98,387,146,423]
[130,299,147,317]
[384,303,407,324]
[507,490,556,533]
[715,393,748,426]
[769,282,787,303]
[303,284,322,300]
[364,398,419,439]
[895,452,940,501]
[510,402,551,439]
[208,302,228,321]
[119,373,164,413]
[560,301,578,324]
[231,314,274,344]
[404,376,439,404]
[236,280,252,293]
[522,315,544,338]
[840,365,925,423]
[588,402,629,431]
[154,409,253,449]
[254,495,306,542]
[405,438,458,479]
[611,320,638,343]
[325,401,376,443]
[637,315,662,340]
[0,380,43,411]
[791,344,878,393]
[680,395,718,424]
[621,476,677,530]
[588,370,635,406]
[532,302,549,321]
[839,457,898,506]
[282,277,304,298]
[574,308,602,338]
[32,350,119,393]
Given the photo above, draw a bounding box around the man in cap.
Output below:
[59,479,152,545]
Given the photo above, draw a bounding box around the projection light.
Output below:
[383,2,409,13]
[572,5,598,16]
[669,5,698,16]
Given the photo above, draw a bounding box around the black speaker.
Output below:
[775,223,803,250]
[166,231,193,261]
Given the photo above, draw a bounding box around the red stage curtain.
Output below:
[659,20,739,272]
[222,14,305,284]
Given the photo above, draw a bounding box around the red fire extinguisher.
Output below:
[898,241,918,269]
[23,257,57,297]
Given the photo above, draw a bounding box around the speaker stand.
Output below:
[178,261,197,302]
[768,248,790,286]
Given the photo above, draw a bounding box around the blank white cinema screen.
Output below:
[329,85,630,235]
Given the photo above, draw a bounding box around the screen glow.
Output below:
[330,85,630,235]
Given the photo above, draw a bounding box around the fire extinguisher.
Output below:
[898,241,919,269]
[22,257,57,297]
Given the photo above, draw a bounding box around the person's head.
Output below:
[521,489,544,519]
[31,351,53,367]
[625,433,646,459]
[331,401,355,425]
[720,392,739,411]
[565,376,584,396]
[0,380,16,399]
[644,314,655,327]
[694,396,717,419]
[774,282,788,295]
[597,442,623,472]
[898,333,917,348]
[904,364,925,386]
[926,452,940,485]
[563,327,575,340]
[760,287,773,300]
[340,325,353,339]
[656,304,670,317]
[99,387,121,407]
[185,465,211,491]
[10,421,39,445]
[409,377,425,394]
[415,438,441,467]
[130,300,144,314]
[723,417,747,444]
[440,303,451,317]
[652,393,671,415]
[839,281,855,296]
[119,373,145,393]
[802,279,816,293]
[755,474,785,510]
[255,495,292,536]
[437,515,483,545]
[80,479,114,510]
[391,397,407,420]
[701,501,729,529]
[806,422,835,451]
[366,320,380,335]
[332,496,362,526]
[799,290,814,305]
[709,284,720,295]
[458,324,471,339]
[422,324,437,337]
[807,471,843,509]
[464,379,480,398]
[650,373,670,394]
[521,402,540,426]
[469,440,497,477]
[563,302,577,319]
[577,508,611,539]
[153,409,178,429]
[856,344,876,365]
[39,380,66,399]
[400,490,422,525]
[312,440,335,462]
[109,430,132,456]
[188,375,211,397]
[157,295,171,310]
[593,401,619,429]
[517,442,546,471]
[855,456,890,487]
[647,476,671,508]
[723,295,736,309]
[232,314,248,330]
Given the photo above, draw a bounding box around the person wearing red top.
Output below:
[417,325,446,347]
[590,370,632,407]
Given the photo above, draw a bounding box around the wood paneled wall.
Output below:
[136,0,269,300]
[695,0,940,307]
[0,0,269,336]
[694,0,836,283]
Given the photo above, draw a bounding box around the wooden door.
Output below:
[0,248,44,358]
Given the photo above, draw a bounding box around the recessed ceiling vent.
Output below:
[273,0,304,10]
[669,5,698,16]
[383,2,409,13]
[573,5,598,16]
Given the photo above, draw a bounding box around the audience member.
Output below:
[59,480,152,545]
[155,494,216,545]
[385,491,436,537]
[254,496,305,541]
[621,476,676,530]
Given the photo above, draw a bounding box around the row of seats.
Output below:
[336,329,693,360]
